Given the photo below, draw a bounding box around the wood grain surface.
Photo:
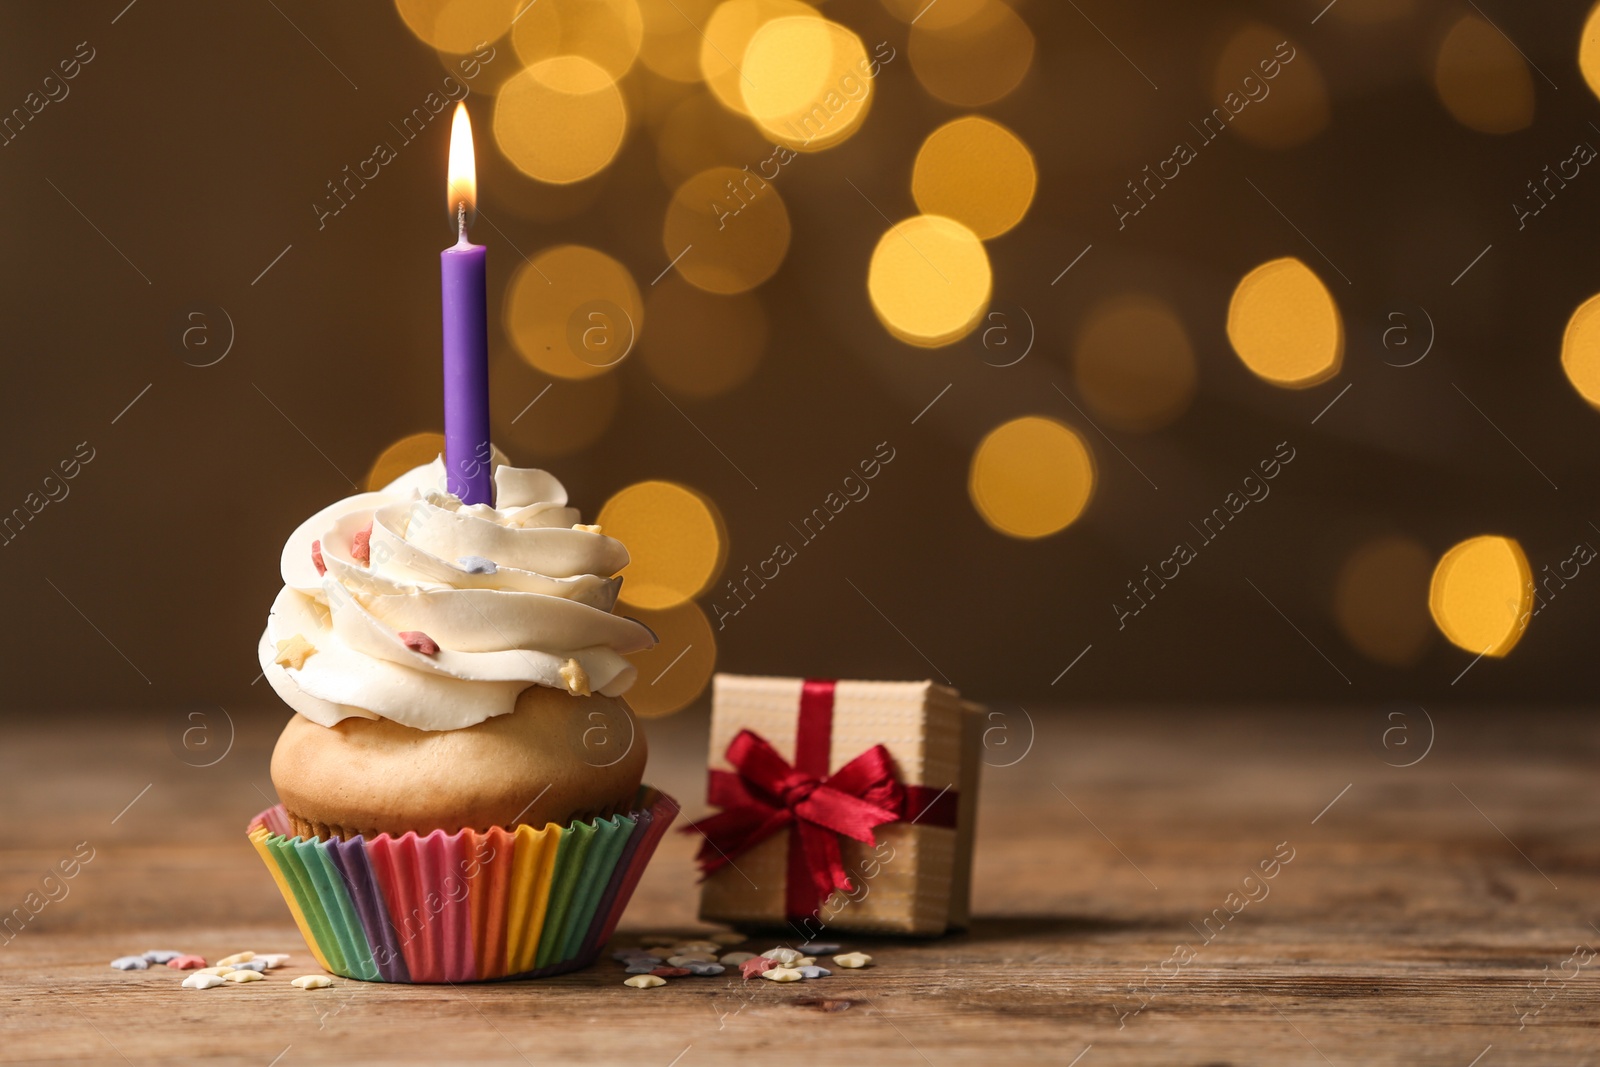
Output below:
[1,705,1596,1065]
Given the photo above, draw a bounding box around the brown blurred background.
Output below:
[3,0,1599,718]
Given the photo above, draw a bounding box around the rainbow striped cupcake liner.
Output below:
[247,787,677,983]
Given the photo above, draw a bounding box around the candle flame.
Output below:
[447,102,476,232]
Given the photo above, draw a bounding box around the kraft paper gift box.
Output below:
[689,674,982,936]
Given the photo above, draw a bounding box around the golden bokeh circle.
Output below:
[1428,535,1532,657]
[969,416,1095,539]
[1333,535,1434,667]
[741,17,874,150]
[1582,2,1600,102]
[639,0,721,82]
[396,0,518,54]
[600,481,729,610]
[912,116,1037,240]
[1226,257,1343,389]
[642,275,767,398]
[909,0,1035,108]
[868,215,992,347]
[663,166,792,294]
[622,600,718,718]
[505,246,643,380]
[493,56,627,184]
[1560,291,1600,409]
[1434,14,1534,134]
[1073,294,1196,432]
[1210,26,1328,150]
[701,0,819,116]
[510,0,644,80]
[367,431,446,491]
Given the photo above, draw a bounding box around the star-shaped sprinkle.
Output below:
[311,540,326,576]
[351,522,373,566]
[560,658,592,696]
[274,634,317,670]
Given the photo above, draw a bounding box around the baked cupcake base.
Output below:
[247,787,677,983]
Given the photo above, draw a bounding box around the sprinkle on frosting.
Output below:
[311,540,326,576]
[351,522,373,566]
[560,657,592,697]
[274,635,317,670]
[457,555,497,574]
[400,631,440,656]
[572,523,602,534]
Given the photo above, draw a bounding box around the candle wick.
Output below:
[457,201,467,243]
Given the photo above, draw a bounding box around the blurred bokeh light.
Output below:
[1210,25,1328,150]
[1560,291,1600,410]
[366,431,447,491]
[741,16,873,150]
[968,416,1095,539]
[1429,535,1532,658]
[600,481,729,609]
[510,0,644,80]
[493,57,628,183]
[622,600,718,718]
[700,0,818,117]
[868,215,991,347]
[1433,13,1535,134]
[912,117,1036,240]
[1227,257,1343,389]
[505,245,643,379]
[1072,294,1196,433]
[664,166,792,293]
[1333,535,1434,667]
[396,0,517,53]
[909,0,1034,107]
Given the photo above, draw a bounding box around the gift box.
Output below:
[689,674,982,936]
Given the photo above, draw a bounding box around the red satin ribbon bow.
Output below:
[689,728,906,912]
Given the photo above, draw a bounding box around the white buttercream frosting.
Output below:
[259,456,655,731]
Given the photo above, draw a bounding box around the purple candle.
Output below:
[441,102,492,506]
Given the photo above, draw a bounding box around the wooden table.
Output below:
[2,705,1596,1065]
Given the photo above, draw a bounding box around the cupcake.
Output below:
[248,455,677,982]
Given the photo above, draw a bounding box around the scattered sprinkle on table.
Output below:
[182,974,226,990]
[720,951,757,965]
[166,955,206,970]
[624,975,666,989]
[109,956,149,970]
[259,954,291,969]
[798,965,832,979]
[229,959,268,972]
[761,948,803,964]
[216,952,255,966]
[292,975,334,990]
[797,942,840,954]
[740,957,776,979]
[833,952,872,969]
[142,950,183,964]
[223,969,263,983]
[650,967,690,978]
[193,967,234,977]
[685,962,725,976]
[762,967,804,983]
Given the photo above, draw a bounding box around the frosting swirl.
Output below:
[259,456,655,731]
